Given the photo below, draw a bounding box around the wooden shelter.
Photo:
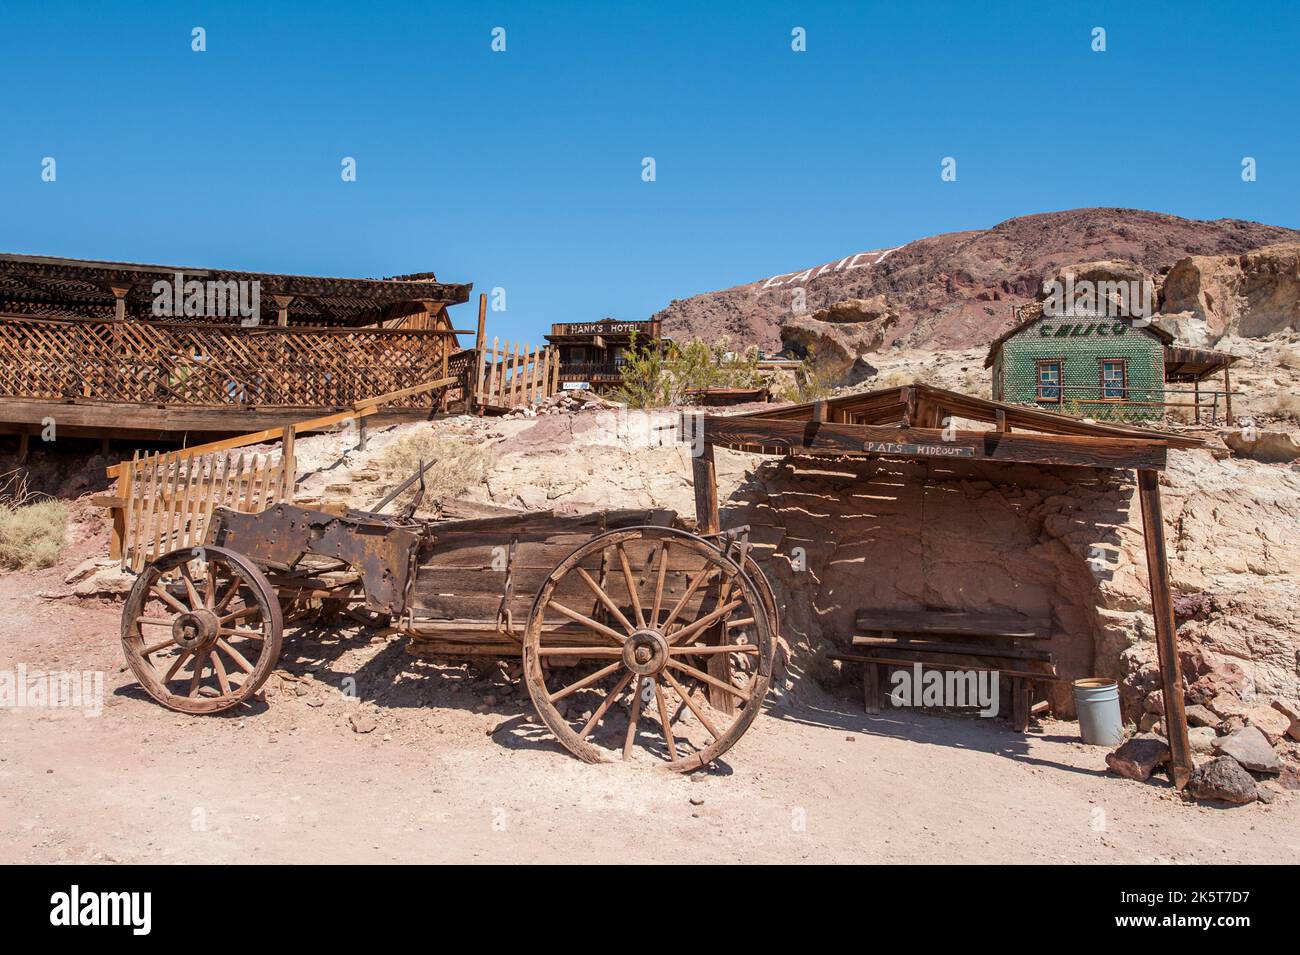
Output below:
[688,382,1203,788]
[0,254,473,440]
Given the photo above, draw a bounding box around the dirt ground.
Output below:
[1,511,1296,865]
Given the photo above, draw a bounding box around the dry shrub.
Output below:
[0,499,68,570]
[1271,390,1300,422]
[377,431,490,508]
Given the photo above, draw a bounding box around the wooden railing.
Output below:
[473,336,560,411]
[0,315,465,409]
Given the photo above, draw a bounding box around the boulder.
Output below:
[1161,243,1300,341]
[1105,733,1170,782]
[1222,430,1300,464]
[1187,757,1259,804]
[1212,725,1282,774]
[1143,690,1164,714]
[1184,704,1219,728]
[779,296,899,385]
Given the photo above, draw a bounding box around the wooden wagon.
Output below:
[119,499,779,771]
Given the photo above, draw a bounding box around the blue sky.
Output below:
[3,1,1297,341]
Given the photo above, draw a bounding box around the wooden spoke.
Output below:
[219,627,267,642]
[178,564,203,610]
[616,544,645,629]
[151,584,189,615]
[535,646,622,657]
[141,637,175,657]
[188,651,209,697]
[650,540,670,629]
[211,648,232,695]
[216,638,256,674]
[163,649,193,683]
[725,617,756,629]
[660,564,719,631]
[574,567,635,635]
[669,643,759,656]
[220,605,263,626]
[214,577,242,613]
[667,659,750,702]
[666,598,744,646]
[661,669,723,741]
[653,679,678,761]
[548,662,622,703]
[577,672,635,742]
[623,678,646,760]
[136,616,175,628]
[204,562,217,609]
[546,599,627,645]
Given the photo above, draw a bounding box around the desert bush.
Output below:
[775,345,838,403]
[0,499,68,570]
[376,431,490,509]
[1271,390,1300,423]
[614,335,763,408]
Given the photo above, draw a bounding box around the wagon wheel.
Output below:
[121,545,283,715]
[523,526,773,772]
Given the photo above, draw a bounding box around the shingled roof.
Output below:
[0,253,472,327]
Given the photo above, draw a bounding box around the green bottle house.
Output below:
[985,303,1239,424]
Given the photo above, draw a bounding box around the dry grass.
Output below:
[376,431,490,510]
[0,499,68,570]
[1271,390,1300,423]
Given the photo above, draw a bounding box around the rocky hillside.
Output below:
[653,208,1300,353]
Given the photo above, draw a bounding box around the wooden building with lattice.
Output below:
[0,253,473,441]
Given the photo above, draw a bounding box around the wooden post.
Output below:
[110,285,131,322]
[280,425,296,501]
[692,440,720,536]
[1222,365,1233,426]
[863,662,881,714]
[1193,380,1200,425]
[273,295,294,328]
[1136,468,1193,789]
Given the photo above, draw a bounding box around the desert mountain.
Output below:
[651,208,1300,354]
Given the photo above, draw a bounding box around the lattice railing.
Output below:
[0,315,463,408]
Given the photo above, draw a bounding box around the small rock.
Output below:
[1143,690,1164,714]
[1256,783,1279,805]
[1188,726,1217,755]
[1183,704,1219,728]
[1212,725,1282,774]
[1187,756,1258,805]
[1245,705,1291,745]
[1105,733,1170,782]
[1138,712,1162,735]
[844,735,856,742]
[349,713,377,734]
[294,683,311,697]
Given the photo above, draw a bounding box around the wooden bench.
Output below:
[835,609,1058,731]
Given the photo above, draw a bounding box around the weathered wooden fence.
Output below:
[115,441,294,572]
[473,337,560,411]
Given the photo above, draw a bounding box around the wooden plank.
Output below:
[854,609,1052,640]
[702,415,1168,470]
[851,635,1053,661]
[1137,468,1193,789]
[837,648,1057,680]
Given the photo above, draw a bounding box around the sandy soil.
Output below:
[1,517,1296,865]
